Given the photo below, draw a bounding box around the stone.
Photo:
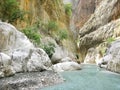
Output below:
[84,48,97,64]
[0,53,15,77]
[51,47,68,64]
[0,71,64,90]
[103,40,120,73]
[0,21,52,77]
[52,62,81,72]
[60,57,73,62]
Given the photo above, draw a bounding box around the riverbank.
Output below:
[0,71,63,90]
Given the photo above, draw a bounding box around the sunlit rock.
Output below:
[104,40,120,73]
[52,62,81,72]
[0,21,52,78]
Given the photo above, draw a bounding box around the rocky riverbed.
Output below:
[0,71,64,90]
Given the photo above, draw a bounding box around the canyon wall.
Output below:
[78,0,120,73]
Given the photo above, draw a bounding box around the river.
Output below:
[41,64,120,90]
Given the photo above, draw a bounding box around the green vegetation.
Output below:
[42,42,55,58]
[22,26,41,45]
[58,30,68,40]
[47,21,58,33]
[0,0,25,23]
[64,3,72,16]
[106,37,115,44]
[100,47,106,55]
[22,23,56,58]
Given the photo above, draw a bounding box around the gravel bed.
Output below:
[0,71,64,90]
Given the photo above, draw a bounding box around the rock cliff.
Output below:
[16,0,77,60]
[71,0,101,38]
[17,0,67,28]
[78,0,120,62]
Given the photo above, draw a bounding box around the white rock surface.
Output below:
[61,57,73,62]
[52,62,81,72]
[103,40,120,73]
[0,22,52,78]
[84,48,97,64]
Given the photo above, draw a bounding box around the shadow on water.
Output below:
[40,64,120,90]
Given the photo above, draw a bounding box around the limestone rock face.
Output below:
[71,0,101,37]
[17,0,77,63]
[79,19,120,48]
[101,40,120,73]
[84,48,97,64]
[17,0,67,28]
[79,0,120,38]
[0,21,52,78]
[74,0,96,28]
[78,0,120,62]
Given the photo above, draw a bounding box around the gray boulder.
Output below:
[60,57,73,63]
[52,62,81,72]
[0,21,52,78]
[103,40,120,73]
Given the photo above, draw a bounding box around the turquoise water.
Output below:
[40,64,120,90]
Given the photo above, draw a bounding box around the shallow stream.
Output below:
[41,64,120,90]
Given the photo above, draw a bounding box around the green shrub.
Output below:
[0,0,25,23]
[106,37,115,44]
[22,26,41,45]
[58,30,68,40]
[64,3,72,16]
[47,21,58,32]
[42,42,55,58]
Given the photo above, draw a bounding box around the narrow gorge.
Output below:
[0,0,120,90]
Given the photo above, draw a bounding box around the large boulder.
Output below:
[0,21,52,78]
[51,47,68,64]
[101,40,120,73]
[52,62,81,72]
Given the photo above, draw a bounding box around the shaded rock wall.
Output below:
[71,0,101,38]
[78,0,120,62]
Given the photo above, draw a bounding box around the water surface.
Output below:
[41,64,120,90]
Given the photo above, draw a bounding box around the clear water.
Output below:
[40,64,120,90]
